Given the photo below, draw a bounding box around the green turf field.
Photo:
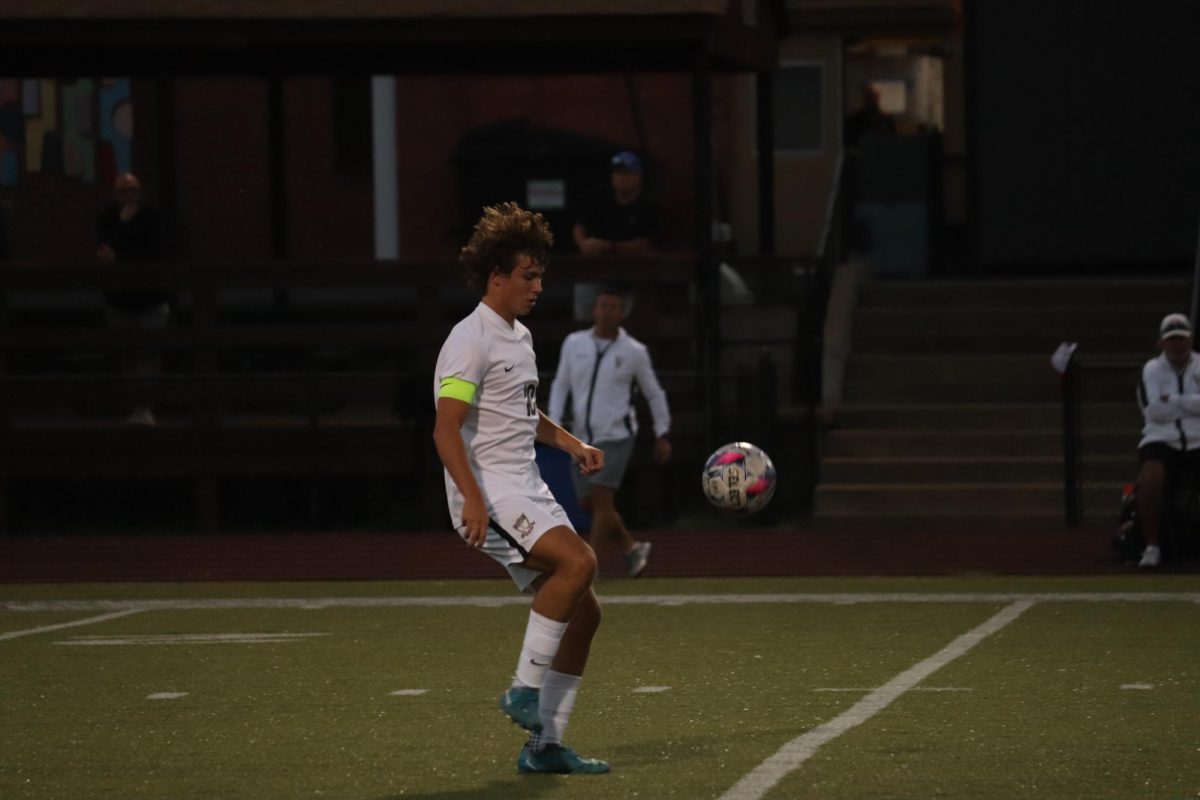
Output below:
[2,576,1198,799]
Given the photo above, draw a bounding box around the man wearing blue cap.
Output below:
[571,150,659,321]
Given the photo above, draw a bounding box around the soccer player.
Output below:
[432,202,611,775]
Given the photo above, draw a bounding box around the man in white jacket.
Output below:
[1136,312,1200,567]
[549,288,671,576]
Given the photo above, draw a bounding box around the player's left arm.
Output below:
[536,411,604,475]
[634,349,672,464]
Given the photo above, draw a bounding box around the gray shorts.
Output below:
[571,437,635,498]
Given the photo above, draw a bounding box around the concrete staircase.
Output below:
[813,277,1189,529]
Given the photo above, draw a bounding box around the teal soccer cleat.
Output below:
[518,743,611,775]
[499,686,542,731]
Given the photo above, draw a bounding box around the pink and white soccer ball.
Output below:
[702,441,777,513]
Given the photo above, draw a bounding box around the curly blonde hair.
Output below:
[459,202,553,291]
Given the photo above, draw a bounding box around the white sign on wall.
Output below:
[527,179,566,210]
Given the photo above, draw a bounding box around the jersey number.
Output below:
[524,383,537,417]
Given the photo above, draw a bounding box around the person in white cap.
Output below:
[1135,312,1200,567]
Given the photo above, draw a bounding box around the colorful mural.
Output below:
[62,79,96,181]
[0,79,22,187]
[24,79,58,174]
[98,78,133,184]
[0,78,132,186]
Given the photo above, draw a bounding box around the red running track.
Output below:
[0,526,1132,583]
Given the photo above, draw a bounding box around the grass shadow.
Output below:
[375,775,561,799]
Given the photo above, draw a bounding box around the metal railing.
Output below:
[1061,354,1142,525]
[0,253,816,530]
[0,355,782,534]
[798,151,846,508]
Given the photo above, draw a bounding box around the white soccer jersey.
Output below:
[547,327,670,443]
[434,302,554,511]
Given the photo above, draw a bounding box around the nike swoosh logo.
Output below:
[530,658,550,666]
[504,364,515,372]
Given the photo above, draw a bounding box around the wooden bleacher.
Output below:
[0,255,716,534]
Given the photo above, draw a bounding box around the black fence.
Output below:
[0,363,782,535]
[0,258,807,534]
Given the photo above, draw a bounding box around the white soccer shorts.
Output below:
[455,493,575,592]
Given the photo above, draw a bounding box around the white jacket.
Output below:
[1138,351,1200,450]
[548,327,670,443]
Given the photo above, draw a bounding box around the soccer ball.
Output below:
[702,442,777,513]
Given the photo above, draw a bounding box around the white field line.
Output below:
[0,609,146,641]
[3,592,1199,613]
[814,686,973,693]
[719,600,1035,800]
[54,632,329,646]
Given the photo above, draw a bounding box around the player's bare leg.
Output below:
[524,526,598,623]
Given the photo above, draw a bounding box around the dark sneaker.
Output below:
[518,743,610,774]
[499,686,542,731]
[625,541,652,577]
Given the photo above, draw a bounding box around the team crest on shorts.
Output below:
[513,513,536,538]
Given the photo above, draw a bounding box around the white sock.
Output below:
[512,610,567,690]
[537,670,581,747]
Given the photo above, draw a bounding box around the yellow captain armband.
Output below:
[438,376,477,404]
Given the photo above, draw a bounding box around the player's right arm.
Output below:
[433,396,489,547]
